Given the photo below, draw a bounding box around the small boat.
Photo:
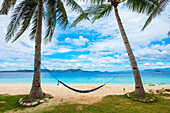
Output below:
[148,83,155,86]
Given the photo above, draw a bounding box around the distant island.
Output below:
[155,70,162,73]
[143,68,170,72]
[0,69,102,73]
[0,68,169,73]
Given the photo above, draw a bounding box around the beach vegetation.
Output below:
[0,0,86,99]
[165,89,170,92]
[126,92,158,102]
[19,93,53,107]
[0,93,170,113]
[0,94,26,113]
[0,93,53,112]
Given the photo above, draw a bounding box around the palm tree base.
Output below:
[29,87,43,99]
[135,88,145,98]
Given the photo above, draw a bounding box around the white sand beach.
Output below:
[0,84,169,104]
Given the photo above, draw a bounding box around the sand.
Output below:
[0,84,169,104]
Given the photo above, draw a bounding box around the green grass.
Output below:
[0,94,26,113]
[42,95,170,113]
[0,94,170,113]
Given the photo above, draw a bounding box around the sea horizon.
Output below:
[0,72,170,85]
[0,67,169,73]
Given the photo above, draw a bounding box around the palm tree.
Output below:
[0,0,85,99]
[71,0,167,98]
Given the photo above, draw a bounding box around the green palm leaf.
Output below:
[12,0,37,42]
[70,12,89,28]
[5,0,37,42]
[127,0,169,30]
[71,4,112,27]
[126,0,155,14]
[0,0,17,15]
[56,0,69,30]
[80,0,106,4]
[44,0,57,43]
[90,4,112,23]
[142,0,169,30]
[64,0,85,13]
[29,11,38,41]
[5,0,26,42]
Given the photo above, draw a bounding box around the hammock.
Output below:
[34,60,131,93]
[58,80,105,93]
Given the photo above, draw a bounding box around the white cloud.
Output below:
[76,63,82,67]
[65,36,89,46]
[99,64,106,67]
[94,51,114,56]
[78,55,87,58]
[88,58,93,61]
[70,59,77,62]
[57,48,72,53]
[144,62,151,66]
[88,37,125,54]
[134,44,170,62]
[87,56,124,64]
[156,62,164,66]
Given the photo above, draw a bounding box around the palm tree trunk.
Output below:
[113,5,145,97]
[29,0,43,99]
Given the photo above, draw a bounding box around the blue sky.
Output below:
[0,1,170,71]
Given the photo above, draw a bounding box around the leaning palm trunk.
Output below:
[113,5,145,97]
[29,0,43,99]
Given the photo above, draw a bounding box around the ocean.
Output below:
[0,72,169,85]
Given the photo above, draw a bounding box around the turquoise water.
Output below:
[0,72,169,85]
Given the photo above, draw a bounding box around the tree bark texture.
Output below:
[29,0,43,99]
[113,5,145,97]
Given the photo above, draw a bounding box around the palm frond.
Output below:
[80,0,106,5]
[71,4,112,27]
[56,0,69,30]
[0,0,17,15]
[5,0,26,42]
[70,12,89,28]
[126,0,156,14]
[142,0,169,30]
[44,0,57,43]
[90,4,112,23]
[30,6,45,41]
[12,0,37,42]
[85,4,107,16]
[44,0,70,43]
[6,0,37,42]
[29,11,38,41]
[64,0,85,14]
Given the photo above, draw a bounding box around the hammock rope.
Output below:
[34,60,41,71]
[34,60,131,93]
[58,80,106,93]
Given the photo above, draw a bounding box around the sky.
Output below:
[0,0,170,71]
